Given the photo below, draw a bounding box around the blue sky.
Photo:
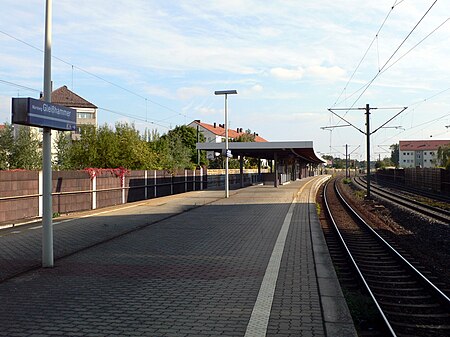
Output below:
[1,0,449,160]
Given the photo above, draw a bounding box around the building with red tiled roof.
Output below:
[188,120,267,159]
[399,139,450,168]
[189,120,267,142]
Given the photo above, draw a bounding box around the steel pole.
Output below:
[225,94,229,198]
[42,0,53,267]
[365,103,371,198]
[345,144,348,178]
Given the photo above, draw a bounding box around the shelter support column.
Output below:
[274,152,278,188]
[240,156,244,188]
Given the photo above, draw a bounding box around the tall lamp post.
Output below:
[42,0,53,267]
[214,90,237,198]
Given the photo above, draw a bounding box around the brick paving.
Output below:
[0,177,355,336]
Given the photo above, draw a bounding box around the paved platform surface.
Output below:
[0,176,356,337]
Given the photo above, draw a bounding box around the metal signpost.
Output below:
[10,0,67,268]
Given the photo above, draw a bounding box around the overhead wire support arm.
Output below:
[372,107,408,134]
[327,108,367,134]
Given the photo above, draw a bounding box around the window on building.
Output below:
[77,112,94,119]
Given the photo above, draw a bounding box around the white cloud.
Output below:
[176,86,209,100]
[270,67,304,80]
[143,85,172,99]
[250,84,263,93]
[306,65,346,82]
[195,106,220,116]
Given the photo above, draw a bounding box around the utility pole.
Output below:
[328,104,407,199]
[345,144,348,178]
[365,104,371,197]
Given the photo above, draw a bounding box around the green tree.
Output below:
[152,135,191,171]
[437,145,450,169]
[233,132,255,142]
[94,124,120,168]
[163,125,207,166]
[0,124,14,170]
[375,155,393,169]
[67,125,98,169]
[390,143,399,168]
[53,131,72,170]
[115,122,155,169]
[9,126,42,170]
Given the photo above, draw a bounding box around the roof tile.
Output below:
[399,140,450,151]
[50,85,97,109]
[192,120,268,142]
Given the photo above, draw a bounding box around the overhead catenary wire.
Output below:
[0,29,186,121]
[97,107,170,129]
[376,87,450,145]
[380,112,450,144]
[338,0,439,115]
[332,0,400,107]
[0,78,172,129]
[380,17,449,75]
[0,79,41,93]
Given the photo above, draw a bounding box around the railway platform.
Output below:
[0,175,356,337]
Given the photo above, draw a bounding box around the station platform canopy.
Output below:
[196,141,324,165]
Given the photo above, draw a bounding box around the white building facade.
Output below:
[399,140,449,168]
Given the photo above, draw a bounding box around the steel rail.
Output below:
[323,180,397,337]
[324,178,450,336]
[354,176,450,224]
[335,180,450,304]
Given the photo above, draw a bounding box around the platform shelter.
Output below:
[196,141,324,187]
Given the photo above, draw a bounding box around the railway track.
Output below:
[373,177,450,204]
[353,176,450,225]
[323,178,450,337]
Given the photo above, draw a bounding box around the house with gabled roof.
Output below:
[188,119,267,159]
[50,85,97,140]
[399,139,450,168]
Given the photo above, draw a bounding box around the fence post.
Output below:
[144,170,148,200]
[92,174,97,210]
[200,166,203,190]
[122,175,125,204]
[38,171,43,217]
[154,170,157,198]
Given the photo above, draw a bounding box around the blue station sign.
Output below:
[12,97,76,131]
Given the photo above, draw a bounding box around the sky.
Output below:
[0,0,449,161]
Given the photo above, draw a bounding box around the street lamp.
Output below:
[214,90,237,198]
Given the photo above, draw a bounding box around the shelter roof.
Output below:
[197,141,324,164]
